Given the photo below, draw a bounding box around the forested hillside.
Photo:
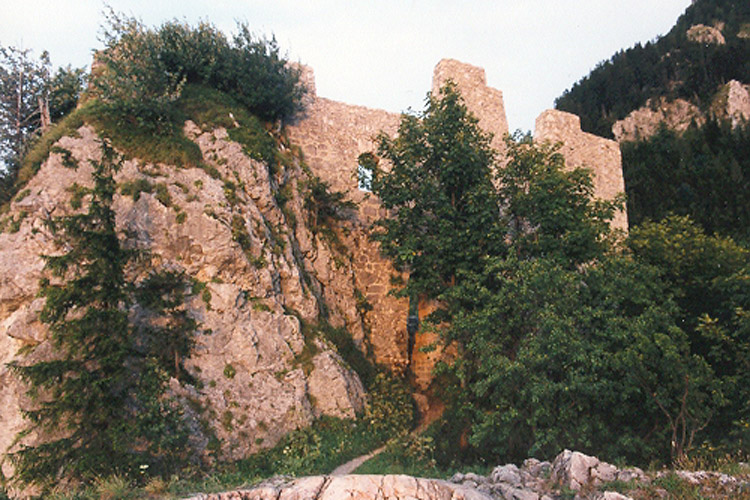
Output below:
[556,0,750,240]
[555,0,750,139]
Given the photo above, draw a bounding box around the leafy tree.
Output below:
[497,135,621,266]
[367,86,737,466]
[361,81,501,301]
[134,270,198,381]
[628,215,750,448]
[7,141,191,489]
[48,65,87,122]
[622,121,750,241]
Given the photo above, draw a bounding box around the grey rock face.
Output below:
[0,124,367,479]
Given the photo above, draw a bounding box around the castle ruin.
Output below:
[287,59,627,385]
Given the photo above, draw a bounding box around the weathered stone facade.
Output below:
[432,58,510,153]
[288,59,628,382]
[286,67,410,372]
[536,110,628,231]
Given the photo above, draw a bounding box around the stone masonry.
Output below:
[287,59,627,378]
[536,109,628,231]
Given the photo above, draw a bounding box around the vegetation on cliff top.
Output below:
[0,11,304,208]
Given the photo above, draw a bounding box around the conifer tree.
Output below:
[8,140,189,489]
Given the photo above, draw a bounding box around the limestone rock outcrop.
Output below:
[612,80,750,144]
[184,474,495,500]
[0,122,367,475]
[687,24,726,45]
[612,97,703,143]
[713,80,750,128]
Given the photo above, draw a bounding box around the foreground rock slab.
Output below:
[183,448,750,500]
[184,474,494,500]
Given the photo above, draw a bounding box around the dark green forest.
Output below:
[556,0,750,139]
[556,0,750,242]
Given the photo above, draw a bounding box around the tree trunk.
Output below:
[38,96,51,130]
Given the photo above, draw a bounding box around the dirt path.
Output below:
[329,445,386,475]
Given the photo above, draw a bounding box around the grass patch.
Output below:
[178,85,277,170]
[237,372,415,479]
[0,210,28,234]
[67,183,89,209]
[85,101,204,169]
[154,182,173,208]
[355,431,493,480]
[18,107,87,189]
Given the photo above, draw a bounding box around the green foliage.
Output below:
[319,322,376,388]
[0,46,50,182]
[498,134,621,266]
[7,141,193,490]
[92,12,303,131]
[0,46,87,204]
[15,106,87,190]
[84,100,203,169]
[134,270,198,381]
[120,178,153,201]
[153,182,172,207]
[237,371,414,478]
[355,433,439,477]
[368,84,748,468]
[231,214,259,266]
[364,83,501,304]
[178,84,277,169]
[622,120,750,241]
[66,183,88,209]
[629,216,750,451]
[48,66,87,122]
[302,175,356,231]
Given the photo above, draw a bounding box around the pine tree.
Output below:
[8,140,189,489]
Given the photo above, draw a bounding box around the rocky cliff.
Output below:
[0,120,368,478]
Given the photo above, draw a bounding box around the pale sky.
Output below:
[1,0,692,133]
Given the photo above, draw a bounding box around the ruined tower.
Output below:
[287,59,628,379]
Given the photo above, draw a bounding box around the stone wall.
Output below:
[535,109,628,231]
[432,59,509,153]
[286,67,410,372]
[288,60,628,376]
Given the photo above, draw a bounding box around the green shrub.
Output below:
[66,183,89,209]
[153,182,172,207]
[119,178,153,201]
[237,371,415,479]
[179,85,277,169]
[93,12,303,127]
[231,215,254,263]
